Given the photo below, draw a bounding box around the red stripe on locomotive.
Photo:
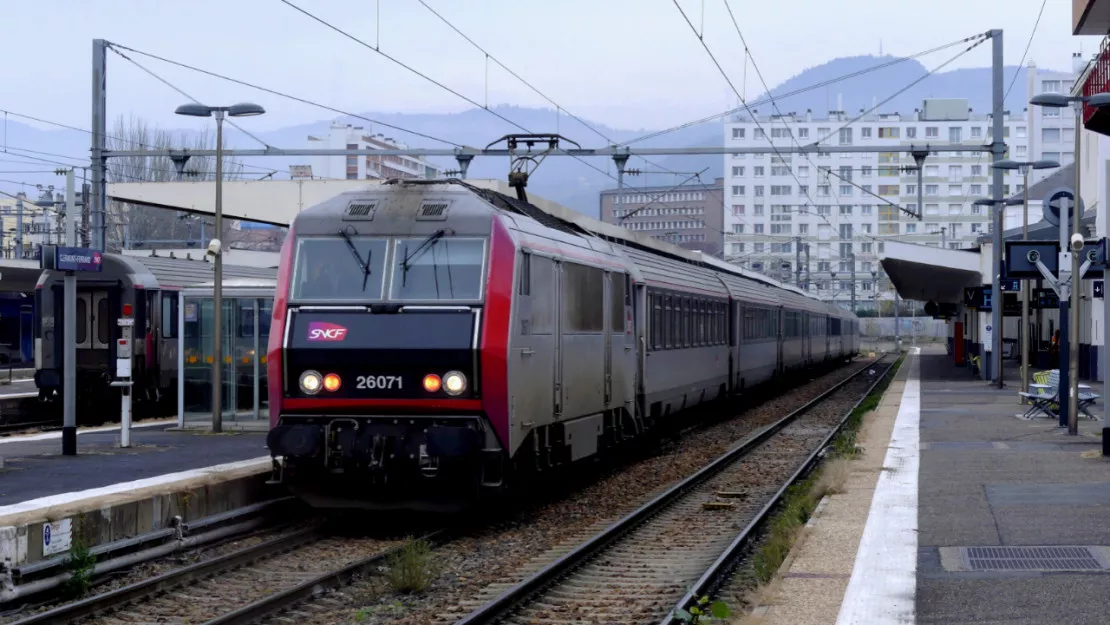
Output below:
[267,223,296,428]
[479,215,515,450]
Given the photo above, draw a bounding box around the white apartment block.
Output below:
[303,122,441,181]
[722,60,1081,311]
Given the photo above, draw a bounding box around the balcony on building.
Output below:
[1080,36,1110,136]
[1074,0,1110,34]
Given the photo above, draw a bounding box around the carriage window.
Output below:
[161,293,178,339]
[97,297,110,346]
[75,297,87,345]
[610,273,625,333]
[519,252,531,296]
[530,255,555,334]
[293,236,388,301]
[563,262,604,333]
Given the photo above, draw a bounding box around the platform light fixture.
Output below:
[1029,90,1110,434]
[990,159,1060,399]
[174,101,266,433]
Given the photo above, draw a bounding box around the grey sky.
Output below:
[1,0,1101,135]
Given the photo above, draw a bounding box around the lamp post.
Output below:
[991,159,1060,401]
[972,196,1024,386]
[174,102,265,433]
[1030,91,1110,434]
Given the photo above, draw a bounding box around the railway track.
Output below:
[0,421,56,436]
[447,355,897,625]
[9,524,444,625]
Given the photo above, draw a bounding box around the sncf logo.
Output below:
[307,321,349,342]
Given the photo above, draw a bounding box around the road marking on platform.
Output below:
[837,347,920,625]
[0,456,272,521]
[0,419,176,444]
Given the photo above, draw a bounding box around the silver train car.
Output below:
[265,179,860,511]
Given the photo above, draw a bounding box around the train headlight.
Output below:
[423,374,442,393]
[443,371,467,396]
[299,370,323,395]
[323,373,342,392]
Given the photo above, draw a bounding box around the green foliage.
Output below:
[674,595,731,623]
[751,355,906,585]
[61,517,96,599]
[384,538,437,594]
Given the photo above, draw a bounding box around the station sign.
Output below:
[40,245,103,272]
[963,286,1021,315]
[1033,287,1060,309]
[1042,186,1084,228]
[1004,240,1107,280]
[998,278,1021,292]
[1095,281,1104,299]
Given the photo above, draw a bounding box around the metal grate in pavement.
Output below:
[961,546,1107,572]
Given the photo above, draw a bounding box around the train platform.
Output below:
[0,422,275,570]
[739,345,1110,625]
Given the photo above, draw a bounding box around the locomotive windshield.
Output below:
[292,237,389,301]
[391,236,485,301]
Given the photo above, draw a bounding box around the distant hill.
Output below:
[0,55,1055,217]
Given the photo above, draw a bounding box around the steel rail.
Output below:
[660,354,899,624]
[454,355,893,625]
[9,526,324,625]
[199,528,450,625]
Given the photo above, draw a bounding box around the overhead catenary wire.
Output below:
[275,0,650,190]
[0,107,281,178]
[105,42,466,149]
[962,0,1047,209]
[107,47,275,152]
[412,0,734,242]
[621,33,991,147]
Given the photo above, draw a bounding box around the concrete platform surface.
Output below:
[735,345,1110,625]
[0,425,269,506]
[915,345,1110,625]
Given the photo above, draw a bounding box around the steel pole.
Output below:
[1068,104,1082,435]
[990,29,1005,387]
[1021,167,1031,400]
[212,111,224,434]
[62,170,77,455]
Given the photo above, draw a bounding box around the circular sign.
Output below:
[986,325,993,332]
[1042,187,1084,228]
[44,524,51,546]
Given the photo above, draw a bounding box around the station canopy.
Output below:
[880,240,982,304]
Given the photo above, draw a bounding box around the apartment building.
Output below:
[599,177,725,256]
[302,122,441,181]
[722,61,1080,311]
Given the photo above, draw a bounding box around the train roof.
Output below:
[295,179,858,320]
[38,253,277,291]
[127,255,277,289]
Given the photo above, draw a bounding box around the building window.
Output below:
[733,224,744,234]
[1016,146,1028,158]
[732,204,745,216]
[1016,126,1026,138]
[839,205,853,215]
[754,166,765,177]
[1042,80,1061,93]
[906,223,917,234]
[839,128,853,145]
[732,128,745,139]
[949,127,962,143]
[878,185,899,195]
[861,205,873,216]
[906,127,917,138]
[1043,128,1061,143]
[926,184,939,196]
[798,165,809,177]
[948,184,962,195]
[861,127,872,138]
[732,166,745,176]
[732,185,745,196]
[1043,151,1060,163]
[878,127,899,138]
[754,205,765,216]
[926,127,939,138]
[906,184,917,195]
[755,185,765,197]
[799,223,809,234]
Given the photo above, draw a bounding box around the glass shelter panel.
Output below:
[181,290,273,425]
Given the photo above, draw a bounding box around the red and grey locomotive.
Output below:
[265,178,859,510]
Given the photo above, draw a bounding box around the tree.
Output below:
[105,115,245,251]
